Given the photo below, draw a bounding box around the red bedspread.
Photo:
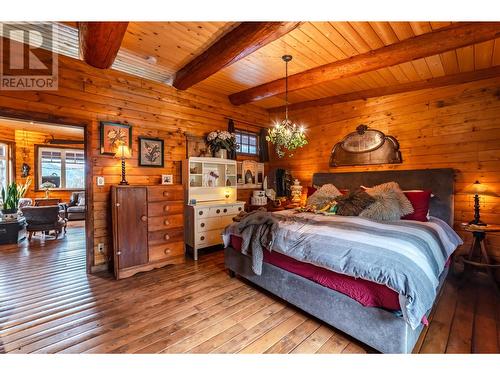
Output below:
[230,235,400,311]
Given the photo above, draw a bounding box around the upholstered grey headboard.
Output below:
[312,168,455,225]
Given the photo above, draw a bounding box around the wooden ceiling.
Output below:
[115,21,500,110]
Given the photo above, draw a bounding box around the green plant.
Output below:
[1,177,31,211]
[266,121,307,158]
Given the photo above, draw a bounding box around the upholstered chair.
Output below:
[21,205,67,240]
[62,191,86,221]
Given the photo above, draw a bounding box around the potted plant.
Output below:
[1,178,31,218]
[206,130,238,158]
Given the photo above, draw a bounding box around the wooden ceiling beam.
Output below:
[267,65,500,113]
[230,22,500,105]
[78,22,129,69]
[173,22,301,90]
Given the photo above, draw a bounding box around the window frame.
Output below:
[0,141,15,191]
[235,129,259,156]
[35,144,85,191]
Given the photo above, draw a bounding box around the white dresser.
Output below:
[183,157,244,260]
[184,200,245,260]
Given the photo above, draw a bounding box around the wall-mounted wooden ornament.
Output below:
[329,125,402,167]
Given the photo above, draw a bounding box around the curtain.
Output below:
[259,128,269,162]
[227,119,237,160]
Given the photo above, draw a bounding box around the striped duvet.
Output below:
[224,210,462,329]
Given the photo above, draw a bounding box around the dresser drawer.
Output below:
[195,229,223,247]
[147,186,184,202]
[196,204,244,218]
[148,214,183,232]
[198,216,234,232]
[149,241,184,262]
[148,201,184,217]
[148,228,184,246]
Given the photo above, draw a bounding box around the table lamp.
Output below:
[462,180,497,226]
[115,144,131,185]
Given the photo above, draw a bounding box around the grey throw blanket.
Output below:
[227,211,279,275]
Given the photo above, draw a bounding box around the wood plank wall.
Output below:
[12,129,84,202]
[269,77,500,261]
[0,50,269,267]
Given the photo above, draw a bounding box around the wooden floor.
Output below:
[1,224,498,354]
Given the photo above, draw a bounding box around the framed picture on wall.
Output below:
[139,137,164,167]
[100,122,132,155]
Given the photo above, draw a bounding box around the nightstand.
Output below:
[457,224,500,293]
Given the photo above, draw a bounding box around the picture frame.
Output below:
[161,174,173,185]
[138,137,164,167]
[100,122,132,155]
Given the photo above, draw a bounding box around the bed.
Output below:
[223,168,462,354]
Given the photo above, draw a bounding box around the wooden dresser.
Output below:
[111,185,184,279]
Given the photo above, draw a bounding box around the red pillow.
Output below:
[402,190,432,222]
[306,186,317,197]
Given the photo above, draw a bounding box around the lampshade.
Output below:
[115,144,131,159]
[462,180,497,197]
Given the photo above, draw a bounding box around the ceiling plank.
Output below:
[78,22,129,69]
[268,65,500,113]
[230,22,500,105]
[173,22,301,90]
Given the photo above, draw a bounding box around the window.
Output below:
[37,146,85,190]
[0,142,9,191]
[235,130,259,156]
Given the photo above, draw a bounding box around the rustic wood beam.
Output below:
[78,22,129,69]
[230,22,500,105]
[267,66,500,113]
[173,22,301,90]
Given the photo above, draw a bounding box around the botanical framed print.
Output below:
[161,174,173,185]
[100,122,132,155]
[139,137,164,167]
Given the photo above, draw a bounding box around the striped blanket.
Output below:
[223,210,462,329]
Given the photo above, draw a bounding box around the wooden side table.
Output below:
[458,224,500,293]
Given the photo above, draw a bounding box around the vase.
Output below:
[215,149,228,159]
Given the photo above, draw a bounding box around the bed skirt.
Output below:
[224,246,448,354]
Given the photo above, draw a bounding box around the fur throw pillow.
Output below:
[306,183,342,208]
[360,189,406,221]
[363,181,414,218]
[335,189,375,216]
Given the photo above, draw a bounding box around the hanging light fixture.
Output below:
[266,55,307,158]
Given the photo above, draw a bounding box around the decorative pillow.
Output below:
[306,184,342,208]
[402,190,432,222]
[335,189,375,216]
[360,189,406,221]
[77,197,86,206]
[363,182,414,217]
[306,186,317,197]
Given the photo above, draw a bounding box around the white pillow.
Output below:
[77,197,86,206]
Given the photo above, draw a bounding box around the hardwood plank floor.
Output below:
[0,224,498,354]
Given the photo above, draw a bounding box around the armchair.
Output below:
[21,205,67,240]
[63,191,86,221]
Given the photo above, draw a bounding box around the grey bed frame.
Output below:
[224,168,456,354]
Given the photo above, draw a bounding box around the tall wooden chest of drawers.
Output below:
[111,185,184,279]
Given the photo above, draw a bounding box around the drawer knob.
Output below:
[164,205,170,212]
[238,207,242,211]
[200,222,205,228]
[141,215,147,222]
[116,203,120,207]
[200,236,205,241]
[164,249,171,255]
[164,234,170,240]
[223,208,227,213]
[163,191,170,197]
[164,220,170,226]
[199,211,203,215]
[216,209,221,214]
[116,251,121,255]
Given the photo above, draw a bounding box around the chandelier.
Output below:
[266,55,307,158]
